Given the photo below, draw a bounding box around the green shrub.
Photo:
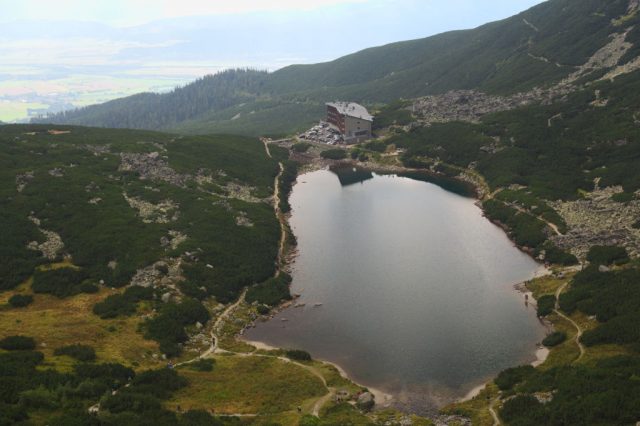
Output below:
[8,294,34,308]
[0,335,36,351]
[540,243,578,266]
[542,331,567,347]
[536,294,556,317]
[495,365,535,391]
[500,395,545,424]
[587,245,629,266]
[93,286,155,319]
[144,299,210,357]
[256,304,270,315]
[285,349,312,361]
[130,368,188,398]
[612,192,634,203]
[363,141,387,152]
[31,268,90,298]
[292,142,312,153]
[320,149,347,160]
[246,273,292,306]
[54,344,96,362]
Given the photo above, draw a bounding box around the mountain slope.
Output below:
[40,0,640,136]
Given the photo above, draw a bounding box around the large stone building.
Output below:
[326,102,374,143]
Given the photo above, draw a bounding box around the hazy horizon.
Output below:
[0,0,545,122]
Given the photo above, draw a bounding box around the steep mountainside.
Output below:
[41,0,640,135]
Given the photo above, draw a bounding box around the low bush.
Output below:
[285,349,312,361]
[536,294,556,317]
[54,344,96,362]
[144,298,210,357]
[320,149,347,160]
[8,294,34,308]
[587,245,629,266]
[495,365,535,391]
[542,331,567,347]
[292,142,312,153]
[93,286,155,319]
[246,273,292,306]
[611,192,634,203]
[31,268,91,298]
[0,335,36,351]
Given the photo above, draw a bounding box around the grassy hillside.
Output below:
[39,0,639,136]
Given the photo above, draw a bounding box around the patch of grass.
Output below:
[441,383,500,426]
[0,287,161,370]
[168,356,326,414]
[526,275,569,299]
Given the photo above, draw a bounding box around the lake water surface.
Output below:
[244,168,546,413]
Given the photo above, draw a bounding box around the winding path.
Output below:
[177,140,336,417]
[554,281,585,362]
[489,398,501,426]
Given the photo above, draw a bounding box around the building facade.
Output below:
[326,102,374,143]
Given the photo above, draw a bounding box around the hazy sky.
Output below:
[0,0,547,121]
[5,0,546,29]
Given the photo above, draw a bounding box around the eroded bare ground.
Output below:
[550,187,640,260]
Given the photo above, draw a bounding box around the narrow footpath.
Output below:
[554,281,586,362]
[177,139,336,418]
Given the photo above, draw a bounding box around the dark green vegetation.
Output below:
[498,264,640,424]
[92,286,155,319]
[278,160,299,214]
[372,101,413,131]
[495,365,536,391]
[284,349,312,362]
[31,268,97,298]
[0,335,36,351]
[482,199,576,264]
[54,344,97,362]
[0,125,279,301]
[246,273,293,307]
[611,191,635,203]
[536,294,556,318]
[0,342,235,426]
[143,298,210,357]
[0,124,284,358]
[291,142,312,153]
[560,266,640,348]
[41,1,639,136]
[320,149,347,160]
[7,294,33,308]
[542,331,567,348]
[586,245,630,266]
[499,356,640,425]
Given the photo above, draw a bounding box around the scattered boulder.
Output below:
[356,392,375,411]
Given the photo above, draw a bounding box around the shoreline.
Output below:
[248,147,556,415]
[459,274,553,403]
[241,337,394,408]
